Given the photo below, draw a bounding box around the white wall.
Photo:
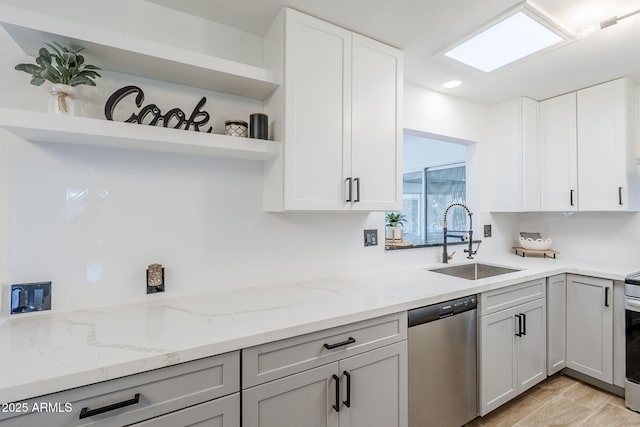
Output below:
[403,134,466,173]
[0,6,518,316]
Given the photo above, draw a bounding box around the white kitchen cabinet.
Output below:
[242,313,407,427]
[131,393,239,427]
[488,97,540,212]
[566,274,613,383]
[263,8,402,211]
[539,93,577,211]
[547,274,567,375]
[577,78,638,211]
[479,282,546,416]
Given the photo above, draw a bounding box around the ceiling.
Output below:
[147,0,640,106]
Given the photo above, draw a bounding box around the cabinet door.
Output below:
[547,274,567,374]
[488,97,539,212]
[515,299,547,393]
[577,79,632,211]
[566,275,613,383]
[338,341,407,427]
[242,362,339,427]
[283,9,352,210]
[131,393,239,427]
[351,34,402,211]
[540,93,577,211]
[479,306,518,415]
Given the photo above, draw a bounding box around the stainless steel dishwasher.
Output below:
[408,294,477,427]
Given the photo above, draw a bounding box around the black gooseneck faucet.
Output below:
[442,203,476,263]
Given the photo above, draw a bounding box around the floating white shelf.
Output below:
[0,108,281,161]
[0,5,280,100]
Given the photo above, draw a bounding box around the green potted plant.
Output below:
[385,212,407,241]
[15,41,101,115]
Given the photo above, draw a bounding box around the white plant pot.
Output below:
[48,84,79,115]
[385,226,403,241]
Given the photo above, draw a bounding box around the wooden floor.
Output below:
[467,374,640,426]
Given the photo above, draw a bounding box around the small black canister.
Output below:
[249,113,269,140]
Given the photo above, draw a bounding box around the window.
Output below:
[387,133,468,247]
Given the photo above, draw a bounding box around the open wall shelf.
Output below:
[0,108,281,161]
[0,5,280,100]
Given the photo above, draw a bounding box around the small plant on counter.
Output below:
[15,41,101,87]
[385,212,407,227]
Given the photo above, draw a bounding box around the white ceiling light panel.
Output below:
[443,5,571,73]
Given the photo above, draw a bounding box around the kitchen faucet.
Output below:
[442,203,476,263]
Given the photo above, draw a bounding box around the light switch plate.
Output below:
[484,224,492,238]
[364,229,378,246]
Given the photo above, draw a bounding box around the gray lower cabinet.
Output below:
[243,341,407,427]
[547,274,567,374]
[566,274,613,383]
[479,279,547,416]
[0,352,240,427]
[242,312,408,427]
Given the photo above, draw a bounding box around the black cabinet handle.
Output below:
[521,313,527,336]
[570,189,574,207]
[605,287,610,307]
[343,371,351,408]
[515,314,522,337]
[619,187,623,205]
[346,178,353,202]
[324,337,356,350]
[79,393,141,419]
[332,374,340,412]
[354,178,360,203]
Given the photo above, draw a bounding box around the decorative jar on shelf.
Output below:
[48,84,79,116]
[225,120,248,137]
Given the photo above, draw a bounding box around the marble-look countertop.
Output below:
[1,254,638,403]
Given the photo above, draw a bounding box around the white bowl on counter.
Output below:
[518,236,553,250]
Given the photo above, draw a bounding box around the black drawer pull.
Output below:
[570,189,574,206]
[79,393,141,419]
[515,314,522,337]
[521,313,527,336]
[346,177,353,202]
[354,178,360,203]
[619,187,623,205]
[605,287,610,307]
[343,371,351,408]
[324,337,356,350]
[332,374,340,412]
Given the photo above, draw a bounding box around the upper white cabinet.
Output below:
[577,78,638,211]
[488,97,540,212]
[263,9,402,211]
[539,93,577,211]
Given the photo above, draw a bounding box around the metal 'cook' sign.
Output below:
[104,85,213,133]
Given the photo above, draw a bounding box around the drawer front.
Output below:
[131,393,240,427]
[0,351,239,427]
[242,312,407,388]
[480,279,546,316]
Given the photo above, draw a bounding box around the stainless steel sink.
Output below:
[429,263,521,280]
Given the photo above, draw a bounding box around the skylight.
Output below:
[444,8,568,72]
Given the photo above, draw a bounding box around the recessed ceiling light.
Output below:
[443,4,571,72]
[443,80,462,89]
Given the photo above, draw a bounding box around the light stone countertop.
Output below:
[1,254,638,404]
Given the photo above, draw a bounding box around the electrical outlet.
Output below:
[364,229,378,246]
[484,224,492,238]
[10,281,51,314]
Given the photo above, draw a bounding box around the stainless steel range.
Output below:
[625,272,640,411]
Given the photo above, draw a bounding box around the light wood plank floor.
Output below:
[467,374,640,426]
